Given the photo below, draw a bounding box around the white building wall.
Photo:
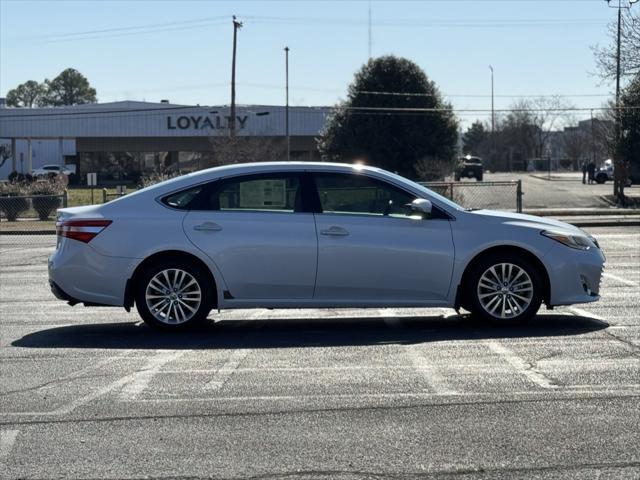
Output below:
[0,139,76,179]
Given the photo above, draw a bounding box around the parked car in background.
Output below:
[594,159,614,184]
[49,161,604,331]
[31,164,74,178]
[595,159,637,186]
[455,155,483,181]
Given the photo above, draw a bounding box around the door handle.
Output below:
[320,226,349,237]
[193,222,222,232]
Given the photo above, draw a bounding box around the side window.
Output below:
[313,173,416,217]
[162,186,203,210]
[211,174,302,213]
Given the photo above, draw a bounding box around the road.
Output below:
[0,227,639,479]
[463,172,640,210]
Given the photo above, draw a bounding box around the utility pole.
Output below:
[605,0,638,204]
[368,0,372,59]
[285,46,290,161]
[489,65,495,135]
[489,65,495,169]
[591,109,596,166]
[230,15,242,139]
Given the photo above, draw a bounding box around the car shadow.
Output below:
[11,313,609,350]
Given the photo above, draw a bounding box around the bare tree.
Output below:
[592,10,640,83]
[0,144,12,169]
[527,96,575,159]
[208,135,286,166]
[562,124,588,170]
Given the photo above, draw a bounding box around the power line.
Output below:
[8,14,611,45]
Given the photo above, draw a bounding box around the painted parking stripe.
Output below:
[602,273,639,287]
[0,430,19,460]
[119,351,184,401]
[487,341,557,390]
[204,350,250,391]
[407,347,458,395]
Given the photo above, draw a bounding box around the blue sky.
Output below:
[0,0,624,126]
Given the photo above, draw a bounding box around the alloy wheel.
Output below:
[145,268,202,325]
[476,263,533,319]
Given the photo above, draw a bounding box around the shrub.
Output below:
[29,178,65,220]
[140,171,179,188]
[0,182,30,221]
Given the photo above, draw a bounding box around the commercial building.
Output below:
[0,100,330,183]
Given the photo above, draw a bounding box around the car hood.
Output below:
[468,209,583,234]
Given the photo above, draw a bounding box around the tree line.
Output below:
[5,68,97,108]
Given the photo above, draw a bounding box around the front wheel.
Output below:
[135,260,212,330]
[465,254,543,324]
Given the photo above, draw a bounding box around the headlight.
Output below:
[541,230,592,250]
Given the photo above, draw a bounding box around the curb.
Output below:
[525,209,640,217]
[0,230,55,235]
[564,220,640,228]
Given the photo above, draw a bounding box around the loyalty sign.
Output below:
[167,114,249,130]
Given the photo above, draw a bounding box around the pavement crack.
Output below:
[603,329,640,355]
[0,374,113,397]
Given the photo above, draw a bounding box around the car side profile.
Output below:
[31,164,74,178]
[49,162,605,330]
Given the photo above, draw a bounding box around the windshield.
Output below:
[379,170,464,211]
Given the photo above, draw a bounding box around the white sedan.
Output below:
[31,164,74,178]
[49,162,605,330]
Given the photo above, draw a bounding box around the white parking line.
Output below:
[603,272,639,288]
[567,307,605,320]
[204,349,250,391]
[0,430,19,460]
[407,348,458,395]
[487,341,557,390]
[119,351,184,401]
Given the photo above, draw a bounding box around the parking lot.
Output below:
[0,226,638,479]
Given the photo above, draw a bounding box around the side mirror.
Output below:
[408,198,432,217]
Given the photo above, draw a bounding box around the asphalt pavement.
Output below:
[0,227,639,479]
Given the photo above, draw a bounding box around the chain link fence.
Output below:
[422,180,523,213]
[0,192,68,235]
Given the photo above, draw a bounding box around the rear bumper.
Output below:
[48,238,136,307]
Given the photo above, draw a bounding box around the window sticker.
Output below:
[239,179,287,208]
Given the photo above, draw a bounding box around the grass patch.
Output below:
[66,187,137,207]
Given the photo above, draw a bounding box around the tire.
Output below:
[135,259,213,331]
[454,174,461,181]
[477,173,483,182]
[595,174,606,184]
[465,252,543,324]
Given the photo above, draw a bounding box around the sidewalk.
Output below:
[552,215,640,228]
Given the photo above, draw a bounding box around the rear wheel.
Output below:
[595,173,607,184]
[465,253,543,324]
[135,260,212,330]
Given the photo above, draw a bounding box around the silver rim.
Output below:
[145,269,202,325]
[477,263,533,319]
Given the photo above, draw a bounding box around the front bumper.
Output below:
[544,242,605,306]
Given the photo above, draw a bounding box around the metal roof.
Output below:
[0,101,332,139]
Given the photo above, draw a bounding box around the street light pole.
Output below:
[605,0,638,204]
[285,46,290,162]
[230,15,242,139]
[489,65,495,136]
[489,65,495,168]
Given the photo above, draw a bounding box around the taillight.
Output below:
[56,219,112,243]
